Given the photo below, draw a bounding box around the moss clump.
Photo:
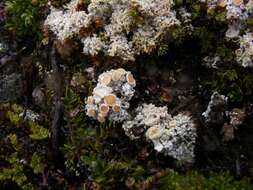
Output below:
[157,171,252,190]
[4,0,46,38]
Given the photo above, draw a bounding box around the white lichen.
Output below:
[107,35,135,61]
[202,55,221,68]
[19,110,40,122]
[203,0,253,39]
[44,9,90,41]
[203,0,253,21]
[85,68,136,122]
[44,0,180,61]
[82,35,104,56]
[235,32,253,67]
[177,8,194,34]
[123,104,197,163]
[147,113,196,163]
[202,0,222,10]
[123,104,171,140]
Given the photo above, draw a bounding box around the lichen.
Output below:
[235,32,253,67]
[202,0,253,39]
[44,0,180,61]
[85,68,136,122]
[123,104,197,163]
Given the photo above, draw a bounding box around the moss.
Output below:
[204,69,253,103]
[157,171,252,190]
[0,103,47,189]
[28,121,49,140]
[4,0,47,38]
[0,152,36,189]
[30,152,44,174]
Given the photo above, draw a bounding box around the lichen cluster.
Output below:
[85,68,136,123]
[44,0,180,61]
[123,103,171,140]
[86,74,196,163]
[201,0,253,67]
[203,0,253,38]
[123,104,196,163]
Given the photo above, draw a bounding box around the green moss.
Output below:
[204,69,253,103]
[5,0,46,38]
[193,27,215,53]
[216,44,233,62]
[7,134,21,151]
[30,153,44,174]
[157,44,169,57]
[6,110,20,125]
[207,8,227,23]
[0,152,36,189]
[157,171,252,190]
[4,104,49,140]
[28,121,49,140]
[191,4,201,20]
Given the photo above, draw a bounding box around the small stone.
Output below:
[32,87,45,106]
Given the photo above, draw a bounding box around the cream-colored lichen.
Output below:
[85,68,136,122]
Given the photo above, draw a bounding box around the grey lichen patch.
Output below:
[123,104,171,140]
[123,104,197,164]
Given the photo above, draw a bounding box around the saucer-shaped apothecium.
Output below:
[85,68,136,122]
[233,0,242,6]
[99,104,110,116]
[104,94,117,106]
[112,104,121,113]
